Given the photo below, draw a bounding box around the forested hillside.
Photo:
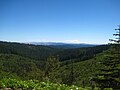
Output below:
[0,41,59,60]
[0,41,109,61]
[0,41,112,89]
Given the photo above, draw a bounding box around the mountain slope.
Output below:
[0,41,59,60]
[59,51,107,86]
[0,41,112,87]
[0,41,109,61]
[0,53,44,80]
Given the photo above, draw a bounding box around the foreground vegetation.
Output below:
[0,78,112,90]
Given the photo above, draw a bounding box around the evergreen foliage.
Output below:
[45,56,61,83]
[93,26,120,89]
[0,54,44,80]
[0,40,110,89]
[0,41,109,61]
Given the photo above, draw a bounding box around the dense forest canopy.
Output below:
[0,41,110,87]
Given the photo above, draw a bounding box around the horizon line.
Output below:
[0,40,107,45]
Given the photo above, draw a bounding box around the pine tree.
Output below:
[68,59,74,85]
[45,56,60,83]
[93,25,120,90]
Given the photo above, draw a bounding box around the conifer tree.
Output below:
[45,56,60,83]
[93,25,120,90]
[69,59,74,85]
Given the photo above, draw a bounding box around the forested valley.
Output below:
[0,36,120,90]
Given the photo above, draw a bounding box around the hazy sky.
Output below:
[0,0,120,44]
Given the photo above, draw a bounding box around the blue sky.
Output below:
[0,0,120,44]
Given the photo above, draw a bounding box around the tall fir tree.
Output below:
[93,25,120,90]
[44,56,61,83]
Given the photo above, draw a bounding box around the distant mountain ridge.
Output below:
[27,42,98,48]
[28,42,66,45]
